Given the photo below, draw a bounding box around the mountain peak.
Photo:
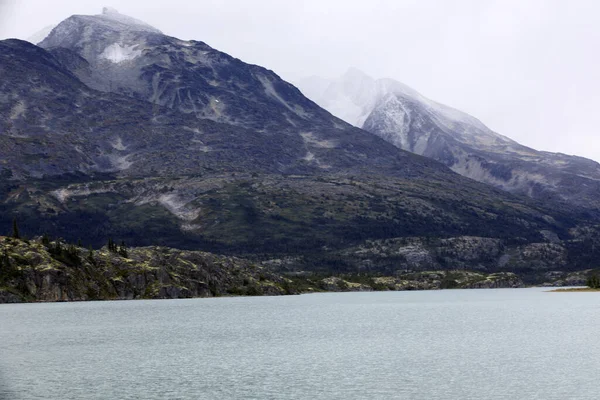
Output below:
[341,67,373,83]
[39,8,162,51]
[94,7,162,34]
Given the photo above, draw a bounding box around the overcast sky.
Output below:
[1,0,599,161]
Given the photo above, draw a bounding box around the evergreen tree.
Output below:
[587,274,600,289]
[108,238,115,252]
[118,241,128,258]
[87,246,95,264]
[67,244,76,256]
[12,218,20,239]
[2,249,10,268]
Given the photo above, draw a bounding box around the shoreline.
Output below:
[547,287,599,292]
[1,286,590,305]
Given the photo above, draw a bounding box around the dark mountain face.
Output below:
[2,10,600,275]
[0,39,294,178]
[33,9,464,180]
[1,38,431,180]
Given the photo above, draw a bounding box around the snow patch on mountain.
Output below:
[157,193,200,221]
[367,95,412,150]
[52,184,117,203]
[100,43,142,63]
[303,151,315,162]
[108,153,134,170]
[10,101,26,120]
[111,137,127,151]
[183,126,202,134]
[300,132,338,149]
[133,192,200,221]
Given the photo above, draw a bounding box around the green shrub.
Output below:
[587,274,600,289]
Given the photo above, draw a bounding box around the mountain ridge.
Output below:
[2,10,600,277]
[296,69,600,210]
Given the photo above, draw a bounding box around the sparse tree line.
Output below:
[587,274,600,289]
[1,218,129,271]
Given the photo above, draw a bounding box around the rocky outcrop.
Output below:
[338,234,597,275]
[319,277,373,292]
[0,236,295,302]
[296,271,526,293]
[373,271,524,291]
[540,270,591,287]
[461,273,524,289]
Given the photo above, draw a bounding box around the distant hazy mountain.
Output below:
[297,69,600,209]
[26,25,56,45]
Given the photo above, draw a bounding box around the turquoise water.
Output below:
[1,288,600,399]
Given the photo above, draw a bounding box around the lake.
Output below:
[1,288,599,399]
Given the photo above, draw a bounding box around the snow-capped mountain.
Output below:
[3,8,600,271]
[30,8,436,178]
[38,7,331,132]
[297,69,600,207]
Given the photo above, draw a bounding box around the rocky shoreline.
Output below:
[0,236,595,303]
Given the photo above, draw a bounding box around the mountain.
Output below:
[296,69,600,210]
[26,25,56,45]
[29,8,450,178]
[39,7,340,131]
[2,9,600,277]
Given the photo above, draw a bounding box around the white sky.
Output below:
[1,0,599,161]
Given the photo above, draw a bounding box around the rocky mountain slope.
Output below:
[2,9,600,277]
[297,69,600,210]
[0,38,411,179]
[38,8,361,135]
